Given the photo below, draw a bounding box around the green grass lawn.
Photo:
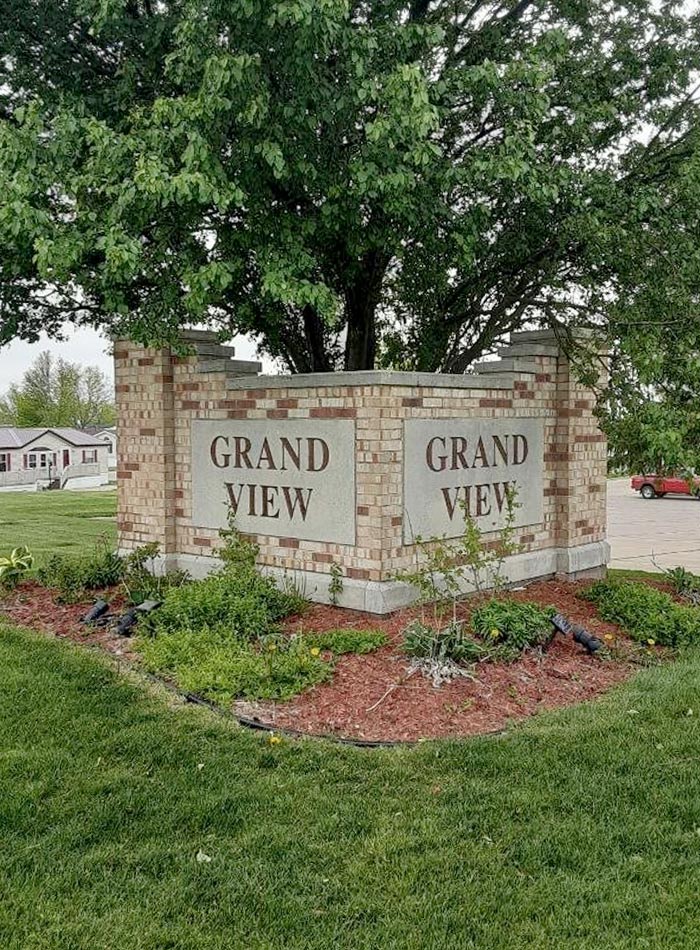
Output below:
[608,568,666,582]
[1,622,700,949]
[0,490,116,567]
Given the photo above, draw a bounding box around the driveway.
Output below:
[607,477,700,573]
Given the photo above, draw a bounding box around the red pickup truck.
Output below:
[631,474,700,499]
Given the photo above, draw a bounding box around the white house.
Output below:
[0,427,110,492]
[88,426,117,481]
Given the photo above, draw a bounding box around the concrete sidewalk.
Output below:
[607,477,700,573]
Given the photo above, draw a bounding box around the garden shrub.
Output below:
[137,625,332,703]
[471,600,556,655]
[584,580,700,647]
[37,542,123,601]
[136,512,310,700]
[303,628,388,655]
[143,571,298,640]
[402,600,557,669]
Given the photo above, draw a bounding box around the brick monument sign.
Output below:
[115,329,608,613]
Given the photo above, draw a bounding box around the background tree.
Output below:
[1,0,700,374]
[595,143,700,475]
[0,352,116,429]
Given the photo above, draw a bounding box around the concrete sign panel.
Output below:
[403,418,544,542]
[191,419,356,545]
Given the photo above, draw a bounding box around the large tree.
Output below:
[0,352,116,429]
[1,0,700,373]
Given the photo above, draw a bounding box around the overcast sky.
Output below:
[0,326,268,395]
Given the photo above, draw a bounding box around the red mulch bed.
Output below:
[0,578,660,743]
[0,581,135,660]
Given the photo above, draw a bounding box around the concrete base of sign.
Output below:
[137,540,609,615]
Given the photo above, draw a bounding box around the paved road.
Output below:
[607,477,700,573]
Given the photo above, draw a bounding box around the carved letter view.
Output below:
[403,418,544,543]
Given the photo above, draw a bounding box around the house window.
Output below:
[24,452,50,470]
[82,449,98,464]
[0,453,10,473]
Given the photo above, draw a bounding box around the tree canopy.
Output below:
[1,0,700,375]
[0,352,116,429]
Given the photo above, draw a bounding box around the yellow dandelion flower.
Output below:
[647,638,656,646]
[267,642,277,652]
[310,647,321,657]
[489,628,500,640]
[268,734,282,746]
[604,634,614,641]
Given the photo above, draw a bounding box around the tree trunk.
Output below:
[343,251,388,371]
[302,304,333,372]
[344,292,377,371]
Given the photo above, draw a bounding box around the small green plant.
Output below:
[402,619,478,663]
[137,625,332,703]
[584,580,700,647]
[303,628,388,655]
[471,600,556,657]
[37,539,123,601]
[137,508,312,703]
[0,546,34,589]
[401,599,557,679]
[659,564,700,605]
[456,487,521,595]
[218,514,259,574]
[328,562,344,606]
[120,543,189,605]
[277,573,308,617]
[397,487,523,632]
[401,619,481,685]
[663,565,698,595]
[395,532,464,629]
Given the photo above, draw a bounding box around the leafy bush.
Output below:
[402,600,557,672]
[144,571,298,640]
[137,511,311,701]
[0,546,34,589]
[584,580,700,647]
[303,628,388,655]
[37,542,123,601]
[137,625,332,703]
[471,600,556,655]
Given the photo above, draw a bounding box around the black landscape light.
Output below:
[551,613,603,655]
[116,608,139,637]
[551,613,572,636]
[571,624,603,655]
[82,600,109,624]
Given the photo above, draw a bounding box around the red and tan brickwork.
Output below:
[115,329,608,613]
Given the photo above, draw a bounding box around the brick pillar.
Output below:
[114,341,176,557]
[504,329,609,578]
[554,349,608,575]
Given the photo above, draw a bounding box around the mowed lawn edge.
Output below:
[0,490,116,568]
[1,621,700,949]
